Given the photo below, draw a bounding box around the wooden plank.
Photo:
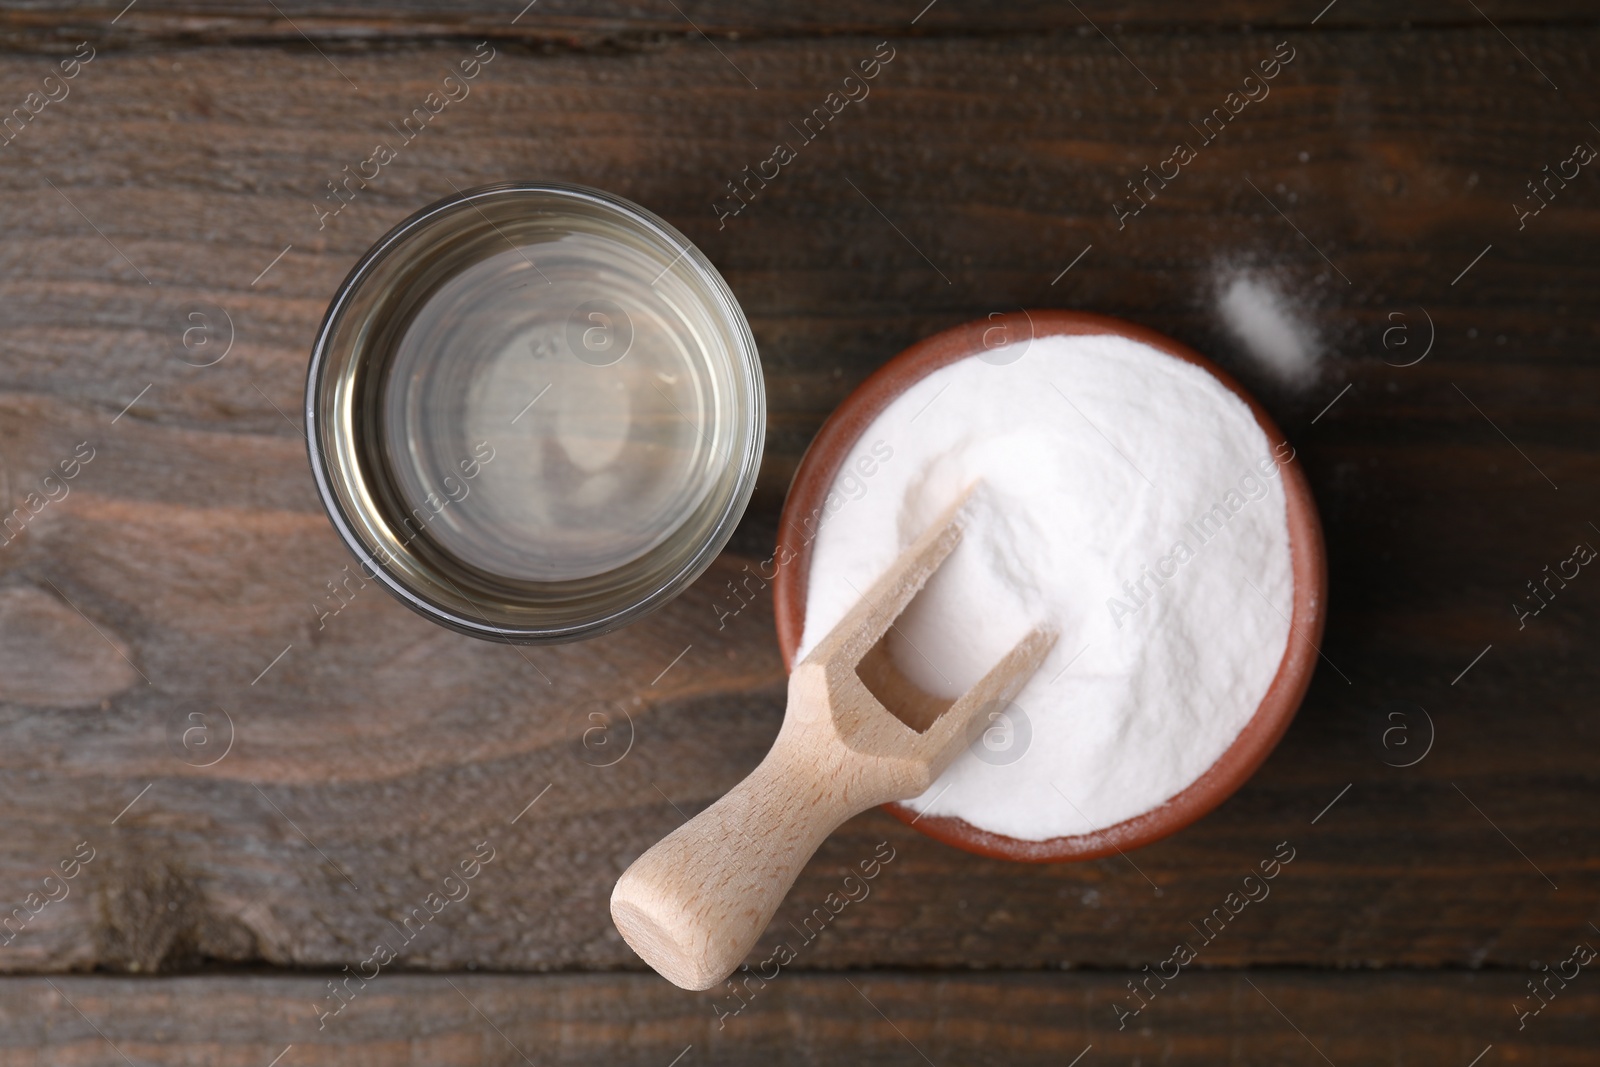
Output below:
[0,971,1594,1064]
[0,29,1594,977]
[0,2,1595,54]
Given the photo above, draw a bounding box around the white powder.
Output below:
[796,334,1294,842]
[1216,271,1321,391]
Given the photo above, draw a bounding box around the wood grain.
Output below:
[1,971,1594,1064]
[0,2,1595,55]
[0,24,1594,987]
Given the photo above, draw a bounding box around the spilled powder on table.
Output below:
[1215,270,1321,392]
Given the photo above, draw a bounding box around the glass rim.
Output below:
[304,180,765,643]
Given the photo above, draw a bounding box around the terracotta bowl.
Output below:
[772,310,1327,863]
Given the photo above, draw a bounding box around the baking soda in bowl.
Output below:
[795,333,1295,841]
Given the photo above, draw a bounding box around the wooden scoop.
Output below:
[610,489,1056,990]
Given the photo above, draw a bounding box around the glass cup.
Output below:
[306,182,765,642]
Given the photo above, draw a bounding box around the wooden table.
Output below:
[0,2,1595,1062]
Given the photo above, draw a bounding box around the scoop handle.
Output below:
[610,716,888,991]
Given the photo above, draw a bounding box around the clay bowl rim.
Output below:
[771,309,1327,864]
